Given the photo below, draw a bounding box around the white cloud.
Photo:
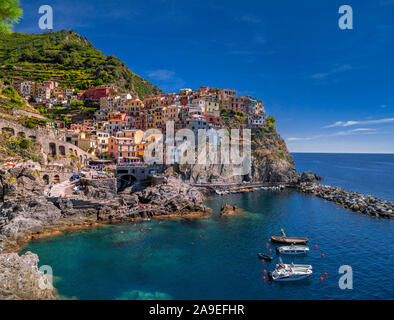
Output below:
[146,69,175,81]
[145,69,185,93]
[311,65,352,79]
[287,128,377,142]
[287,137,313,141]
[323,118,394,128]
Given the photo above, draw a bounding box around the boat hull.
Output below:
[277,246,310,255]
[270,236,309,244]
[272,273,312,281]
[278,251,308,255]
[257,253,273,261]
[276,264,312,270]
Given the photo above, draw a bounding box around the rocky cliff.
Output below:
[0,252,56,300]
[177,130,300,184]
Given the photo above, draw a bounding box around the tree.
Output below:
[0,0,23,33]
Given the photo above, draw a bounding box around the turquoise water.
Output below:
[21,154,394,300]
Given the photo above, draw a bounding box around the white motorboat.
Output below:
[269,265,313,281]
[275,258,312,271]
[276,244,310,255]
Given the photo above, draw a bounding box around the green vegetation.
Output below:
[220,108,246,119]
[0,133,43,163]
[220,108,248,129]
[34,100,96,128]
[1,85,23,107]
[18,115,49,128]
[0,0,22,34]
[0,30,162,97]
[265,115,276,132]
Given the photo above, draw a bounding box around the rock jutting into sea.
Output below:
[0,251,56,300]
[220,204,242,216]
[298,182,394,218]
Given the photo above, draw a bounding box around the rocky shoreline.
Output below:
[298,182,394,218]
[0,251,56,300]
[0,168,212,299]
[1,165,392,299]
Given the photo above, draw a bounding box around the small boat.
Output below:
[257,253,273,261]
[276,244,310,255]
[215,190,223,195]
[270,229,308,244]
[275,258,312,271]
[230,190,238,194]
[269,262,312,281]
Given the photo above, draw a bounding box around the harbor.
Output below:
[20,187,394,299]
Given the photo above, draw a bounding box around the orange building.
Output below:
[108,129,145,164]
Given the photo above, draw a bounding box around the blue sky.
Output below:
[14,0,394,153]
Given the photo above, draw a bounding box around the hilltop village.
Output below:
[10,81,267,166]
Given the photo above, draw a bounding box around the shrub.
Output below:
[265,115,276,131]
[1,86,24,107]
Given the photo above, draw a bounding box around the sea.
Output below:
[21,153,394,300]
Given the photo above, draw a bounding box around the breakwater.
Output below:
[298,183,394,218]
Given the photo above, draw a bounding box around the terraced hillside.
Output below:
[0,30,162,98]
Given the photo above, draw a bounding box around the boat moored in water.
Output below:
[269,263,313,281]
[257,253,273,261]
[275,258,312,271]
[270,229,309,244]
[276,244,310,255]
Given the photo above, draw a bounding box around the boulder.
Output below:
[220,204,242,216]
[0,251,56,300]
[300,171,318,183]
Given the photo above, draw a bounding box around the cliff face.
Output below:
[0,252,56,300]
[0,168,62,248]
[0,168,59,300]
[249,131,299,183]
[177,130,300,184]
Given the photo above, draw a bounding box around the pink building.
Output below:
[108,129,145,164]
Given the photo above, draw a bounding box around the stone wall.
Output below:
[0,118,94,164]
[298,182,394,218]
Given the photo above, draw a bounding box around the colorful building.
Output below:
[108,129,145,164]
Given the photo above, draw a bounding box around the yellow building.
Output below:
[205,97,220,115]
[118,99,144,116]
[162,105,181,123]
[153,107,163,129]
[96,130,110,156]
[78,132,97,155]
